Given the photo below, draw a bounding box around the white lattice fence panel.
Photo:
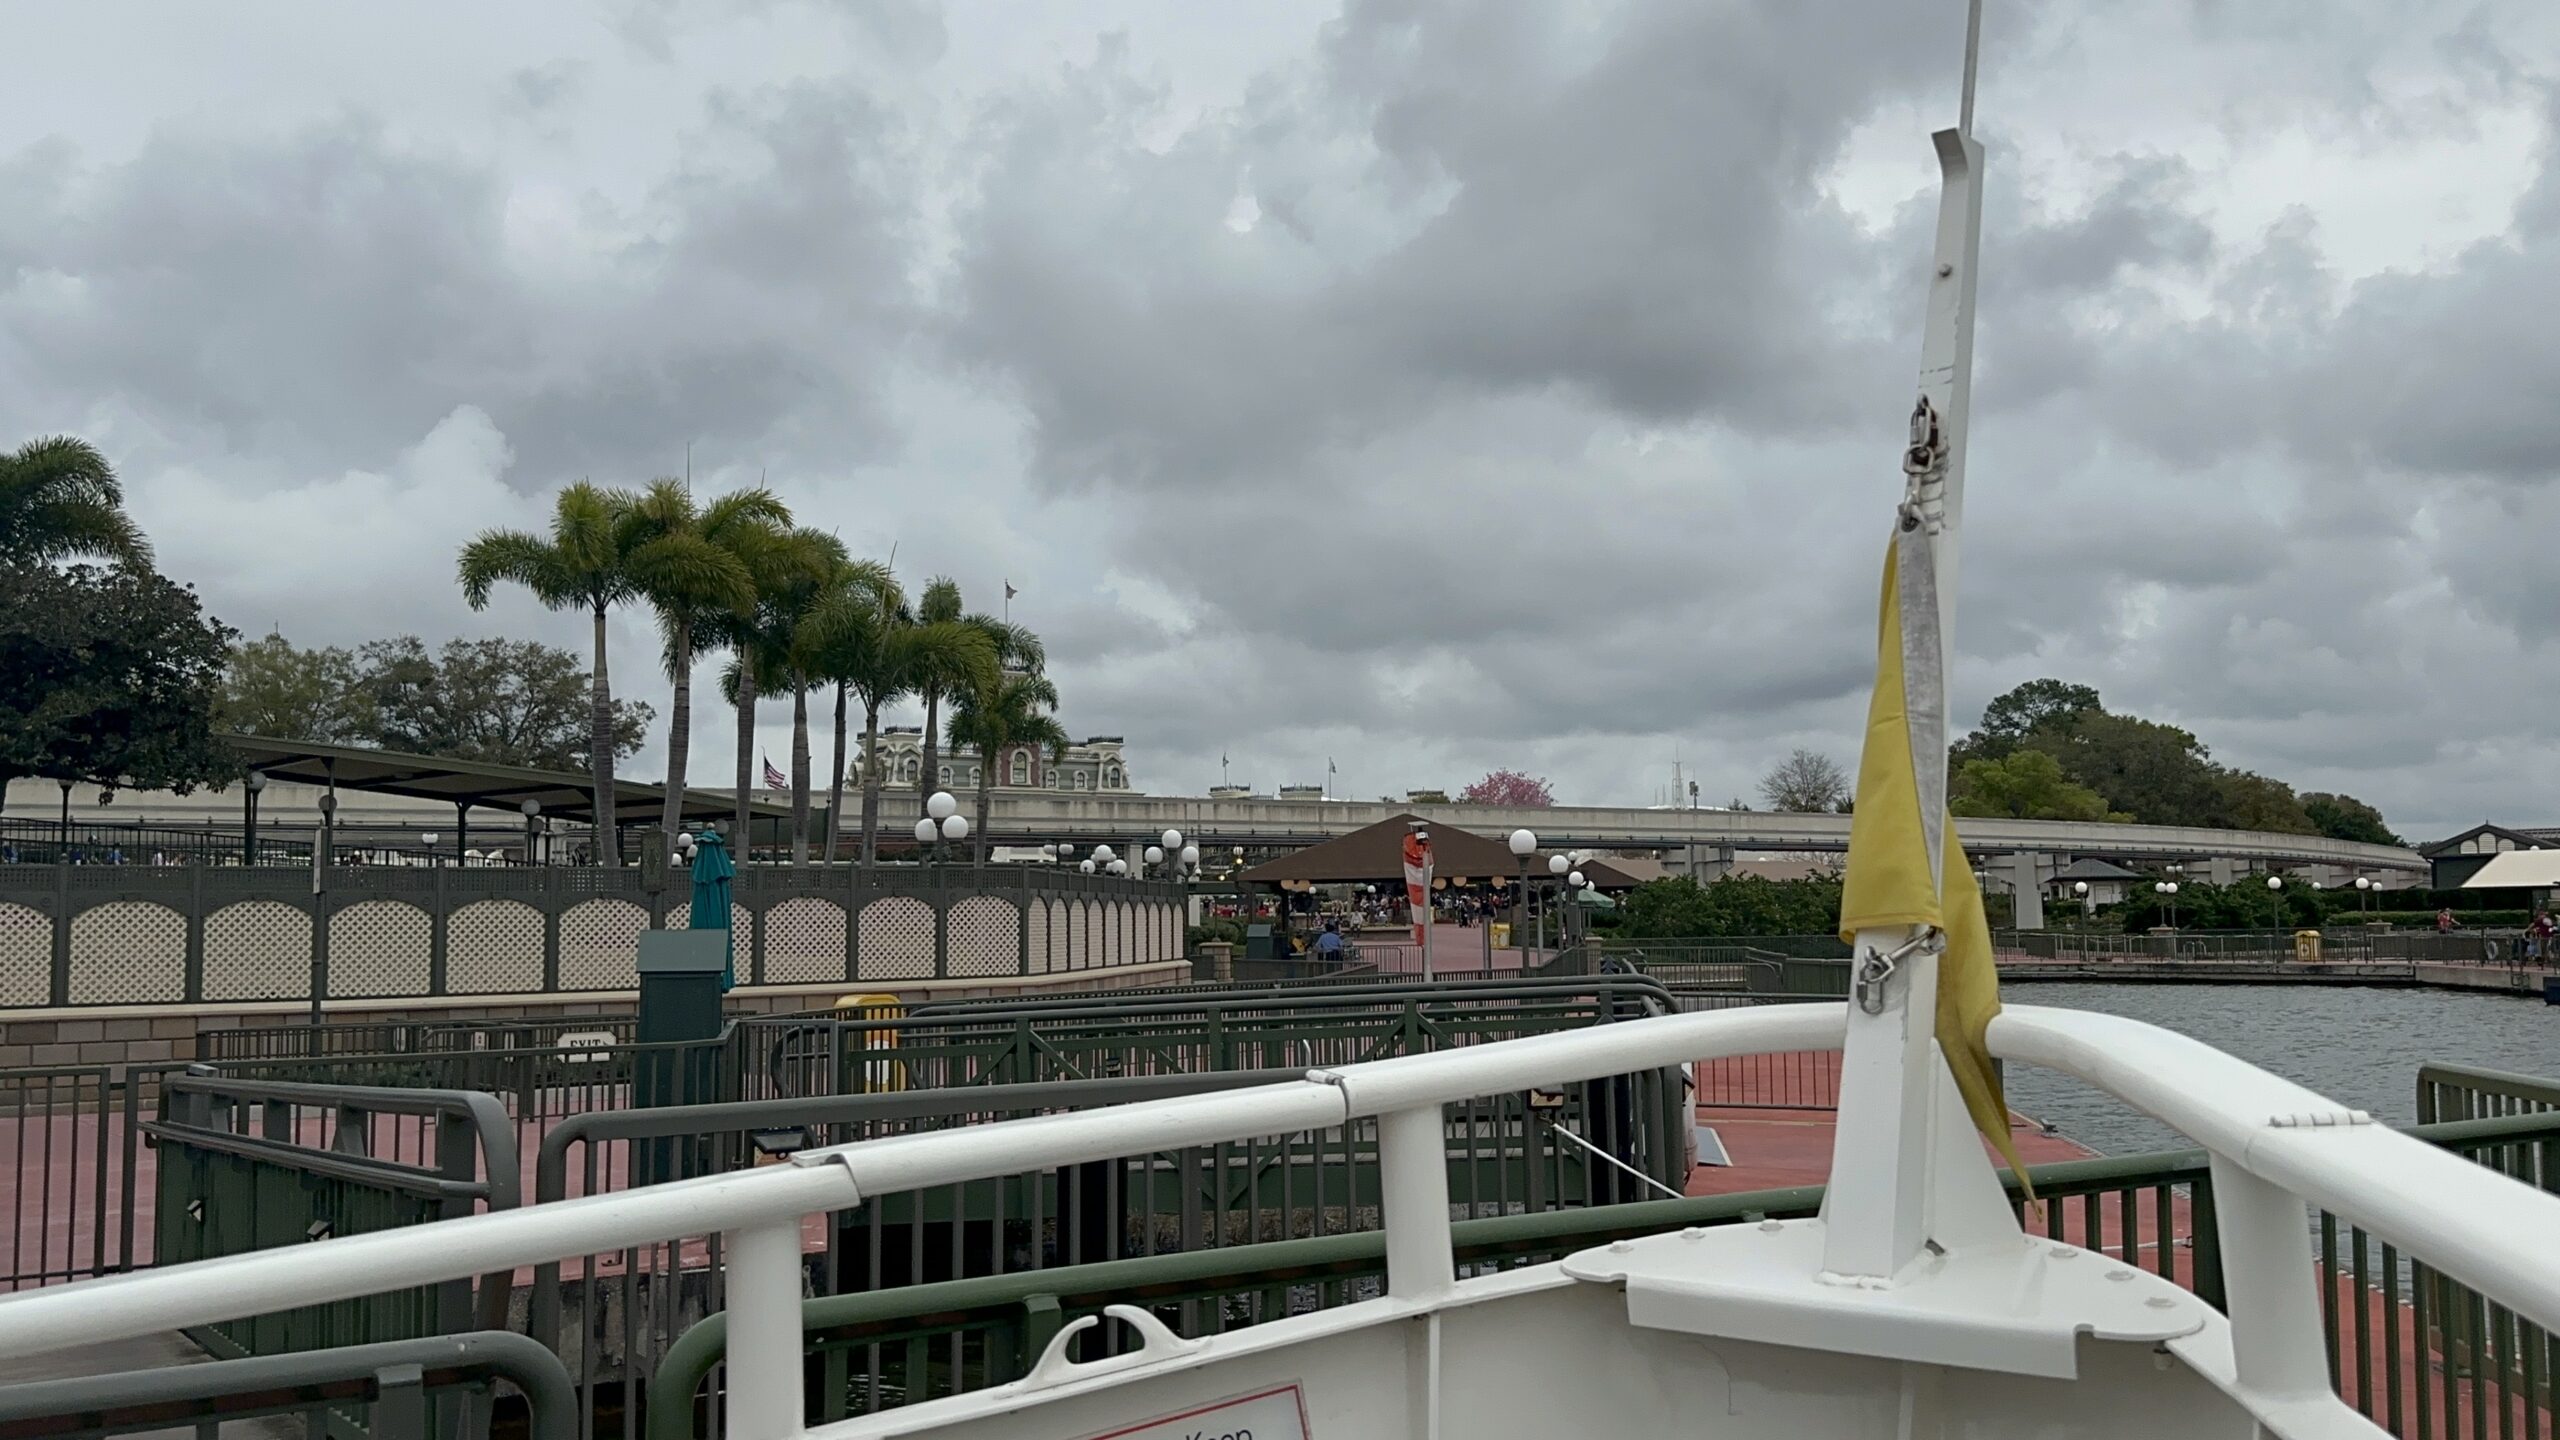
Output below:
[0,904,51,1005]
[856,897,935,981]
[1082,900,1102,971]
[71,902,188,1003]
[448,902,542,993]
[1103,901,1124,967]
[559,900,647,989]
[763,897,846,984]
[1150,903,1173,963]
[1024,897,1049,975]
[664,900,752,935]
[328,901,431,998]
[948,898,1019,977]
[201,901,312,1002]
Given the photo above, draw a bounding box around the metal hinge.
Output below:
[2268,1110,2374,1129]
[1854,928,1944,1014]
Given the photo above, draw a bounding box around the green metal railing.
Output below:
[0,1331,573,1440]
[2418,1063,2560,1124]
[147,1072,520,1365]
[645,1109,2560,1440]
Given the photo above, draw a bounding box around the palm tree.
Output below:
[910,578,1045,818]
[623,481,789,838]
[811,587,991,868]
[708,525,841,860]
[0,436,150,567]
[947,670,1068,866]
[458,482,644,863]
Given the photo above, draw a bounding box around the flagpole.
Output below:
[1821,0,1986,1286]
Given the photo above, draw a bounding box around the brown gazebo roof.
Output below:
[1240,813,1527,885]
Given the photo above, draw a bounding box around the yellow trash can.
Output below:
[2292,930,2321,963]
[833,992,907,1091]
[1490,922,1513,949]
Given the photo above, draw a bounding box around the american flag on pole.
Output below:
[762,755,786,790]
[1402,826,1434,948]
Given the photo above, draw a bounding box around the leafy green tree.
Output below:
[947,670,1069,864]
[620,481,787,836]
[0,436,150,567]
[0,564,234,805]
[2209,769,2316,834]
[218,632,375,743]
[1955,678,2101,764]
[457,482,649,862]
[1949,748,2119,821]
[359,636,650,771]
[2301,792,2402,846]
[2023,712,2222,826]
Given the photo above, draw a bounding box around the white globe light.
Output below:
[2354,877,2371,890]
[1548,854,1569,875]
[1094,844,1115,862]
[1508,828,1537,857]
[1180,844,1200,867]
[2267,876,2283,890]
[941,814,970,841]
[1079,859,1096,874]
[519,798,541,817]
[2166,882,2178,894]
[927,791,959,820]
[1145,845,1165,864]
[914,818,938,844]
[1568,870,1586,887]
[1040,843,1057,857]
[1161,829,1183,853]
[1108,859,1127,875]
[2073,881,2089,895]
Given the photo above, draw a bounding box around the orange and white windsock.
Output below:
[1402,828,1434,946]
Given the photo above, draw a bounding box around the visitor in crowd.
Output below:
[2531,911,2555,966]
[2436,907,2457,933]
[1315,920,1345,963]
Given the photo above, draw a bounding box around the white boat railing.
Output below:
[1,1003,2556,1440]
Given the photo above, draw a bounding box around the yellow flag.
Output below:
[1837,539,2027,1185]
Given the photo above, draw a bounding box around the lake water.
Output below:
[1998,982,2560,1158]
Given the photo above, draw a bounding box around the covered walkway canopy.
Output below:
[222,735,788,828]
[1240,813,1527,885]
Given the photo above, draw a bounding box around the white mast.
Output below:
[1819,0,1987,1286]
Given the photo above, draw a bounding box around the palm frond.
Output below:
[1,436,150,565]
[457,530,574,610]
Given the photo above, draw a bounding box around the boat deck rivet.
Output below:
[2050,1245,2077,1258]
[1681,1227,1707,1240]
[1609,1240,1634,1253]
[1758,1219,1784,1233]
[2146,1296,2177,1310]
[2107,1270,2135,1282]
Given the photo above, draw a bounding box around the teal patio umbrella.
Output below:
[688,831,737,991]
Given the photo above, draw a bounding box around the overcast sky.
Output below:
[6,1,2556,839]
